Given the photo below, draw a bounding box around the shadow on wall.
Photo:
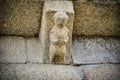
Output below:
[115,3,120,36]
[0,0,13,36]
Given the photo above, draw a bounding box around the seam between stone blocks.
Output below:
[24,37,29,64]
[13,65,19,80]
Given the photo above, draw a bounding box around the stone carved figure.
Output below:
[49,11,70,64]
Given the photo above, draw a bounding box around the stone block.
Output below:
[0,64,17,80]
[0,36,27,63]
[0,0,43,37]
[26,38,43,63]
[15,64,83,80]
[73,1,120,36]
[83,64,120,80]
[76,0,120,3]
[72,37,120,65]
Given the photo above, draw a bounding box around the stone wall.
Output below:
[1,0,120,37]
[0,0,120,80]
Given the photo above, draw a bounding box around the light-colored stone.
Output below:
[83,64,120,80]
[72,37,120,65]
[40,1,74,63]
[0,0,43,37]
[26,38,43,63]
[73,1,120,36]
[15,63,83,80]
[0,64,17,80]
[49,11,70,64]
[0,36,27,63]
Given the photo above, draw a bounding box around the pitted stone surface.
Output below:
[0,0,43,37]
[73,1,120,36]
[75,0,120,3]
[0,64,17,80]
[0,36,27,63]
[0,64,120,80]
[15,64,83,80]
[83,64,120,80]
[0,0,120,37]
[26,38,43,63]
[72,37,120,65]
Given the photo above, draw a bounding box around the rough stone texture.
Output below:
[75,0,120,3]
[73,1,120,36]
[0,64,120,80]
[83,64,120,80]
[0,1,120,80]
[0,0,43,37]
[40,1,74,63]
[1,0,120,37]
[26,38,43,63]
[72,36,120,65]
[0,36,27,63]
[0,64,17,80]
[15,64,83,80]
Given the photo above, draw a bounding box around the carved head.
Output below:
[53,11,68,27]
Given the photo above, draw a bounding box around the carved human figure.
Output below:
[49,11,70,64]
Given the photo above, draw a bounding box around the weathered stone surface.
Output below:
[75,0,120,3]
[0,64,120,80]
[0,36,27,63]
[72,37,120,65]
[1,0,120,37]
[83,64,120,80]
[49,11,71,64]
[40,1,74,63]
[0,64,17,80]
[26,38,43,63]
[15,64,83,80]
[0,0,43,37]
[73,1,120,36]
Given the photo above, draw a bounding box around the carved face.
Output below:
[53,11,68,26]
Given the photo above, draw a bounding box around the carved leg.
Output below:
[49,44,56,63]
[63,45,70,64]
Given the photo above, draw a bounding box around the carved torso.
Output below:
[49,26,69,47]
[49,11,70,64]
